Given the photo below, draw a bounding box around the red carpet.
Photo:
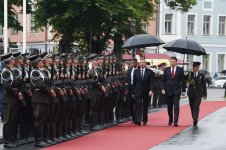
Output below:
[43,101,226,150]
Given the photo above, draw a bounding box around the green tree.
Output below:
[34,0,197,53]
[0,0,31,29]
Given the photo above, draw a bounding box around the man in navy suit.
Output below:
[161,57,186,127]
[132,59,154,126]
[126,59,138,124]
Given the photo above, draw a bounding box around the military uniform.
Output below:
[30,54,52,147]
[12,52,32,145]
[1,53,20,148]
[186,62,207,126]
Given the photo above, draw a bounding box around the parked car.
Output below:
[184,69,212,87]
[211,76,226,88]
[223,82,226,88]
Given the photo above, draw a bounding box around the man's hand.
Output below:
[50,89,56,97]
[71,75,75,80]
[149,91,153,96]
[18,92,24,100]
[162,90,165,95]
[132,95,135,99]
[28,90,32,97]
[203,96,207,100]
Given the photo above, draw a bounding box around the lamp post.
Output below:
[130,18,136,59]
[4,0,8,53]
[23,0,27,53]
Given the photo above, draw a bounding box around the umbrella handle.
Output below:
[182,54,185,69]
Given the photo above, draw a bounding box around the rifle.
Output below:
[51,50,54,80]
[59,55,62,79]
[70,54,74,79]
[22,52,26,80]
[84,56,88,79]
[103,54,106,77]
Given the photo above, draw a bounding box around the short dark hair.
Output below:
[170,56,177,62]
[132,58,137,62]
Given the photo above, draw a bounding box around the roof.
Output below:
[123,53,189,65]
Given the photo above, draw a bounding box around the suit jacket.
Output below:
[133,68,154,97]
[162,66,186,96]
[186,72,207,97]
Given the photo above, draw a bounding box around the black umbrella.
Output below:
[122,34,165,49]
[163,39,206,56]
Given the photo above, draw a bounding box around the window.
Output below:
[11,13,19,35]
[219,16,226,36]
[202,54,209,70]
[203,15,211,35]
[29,14,37,33]
[142,22,148,33]
[218,54,225,72]
[0,25,3,35]
[187,15,195,35]
[203,0,213,10]
[187,54,194,70]
[165,14,173,34]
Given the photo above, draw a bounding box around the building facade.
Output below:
[0,5,59,54]
[159,0,226,76]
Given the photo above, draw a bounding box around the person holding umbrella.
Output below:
[186,62,207,126]
[161,57,186,127]
[132,59,154,126]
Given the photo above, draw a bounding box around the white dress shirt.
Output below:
[171,66,177,74]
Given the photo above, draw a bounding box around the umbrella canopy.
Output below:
[122,34,165,49]
[163,39,206,56]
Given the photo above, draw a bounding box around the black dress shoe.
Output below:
[174,123,178,127]
[4,142,18,148]
[193,120,198,126]
[135,121,141,126]
[143,122,147,126]
[45,139,57,146]
[34,141,49,147]
[168,122,172,126]
[58,136,65,142]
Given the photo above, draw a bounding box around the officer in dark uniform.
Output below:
[30,54,57,147]
[52,53,66,142]
[1,53,22,148]
[12,52,31,145]
[88,57,108,131]
[186,62,207,126]
[40,52,58,145]
[22,53,34,142]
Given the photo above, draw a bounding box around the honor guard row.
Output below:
[1,52,129,148]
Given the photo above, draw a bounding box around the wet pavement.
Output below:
[151,107,226,150]
[0,88,225,149]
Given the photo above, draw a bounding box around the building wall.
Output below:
[159,0,226,77]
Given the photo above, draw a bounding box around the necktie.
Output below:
[141,69,144,80]
[194,72,197,78]
[171,67,175,79]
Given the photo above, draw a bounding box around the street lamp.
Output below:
[130,18,136,58]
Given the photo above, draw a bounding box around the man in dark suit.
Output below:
[132,59,154,126]
[161,57,186,127]
[186,62,207,126]
[126,59,138,123]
